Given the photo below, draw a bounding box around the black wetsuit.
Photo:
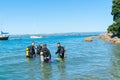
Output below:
[41,48,51,62]
[56,46,65,59]
[36,45,42,55]
[28,45,35,58]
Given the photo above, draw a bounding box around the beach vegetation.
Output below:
[107,0,120,37]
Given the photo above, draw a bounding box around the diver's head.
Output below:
[43,44,47,48]
[32,42,35,46]
[40,43,43,46]
[57,42,61,47]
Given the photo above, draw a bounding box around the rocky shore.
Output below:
[84,33,120,44]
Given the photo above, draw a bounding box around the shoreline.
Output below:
[84,32,120,44]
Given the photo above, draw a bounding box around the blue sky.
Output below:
[0,0,113,34]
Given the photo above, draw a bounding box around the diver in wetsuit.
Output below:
[36,43,43,55]
[27,42,35,58]
[55,42,65,59]
[41,44,51,63]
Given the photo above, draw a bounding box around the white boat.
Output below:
[30,35,42,39]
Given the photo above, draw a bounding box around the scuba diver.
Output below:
[26,42,35,58]
[36,43,43,55]
[55,42,65,60]
[41,44,51,63]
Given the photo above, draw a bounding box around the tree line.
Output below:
[107,0,120,37]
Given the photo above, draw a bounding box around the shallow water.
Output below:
[0,34,120,80]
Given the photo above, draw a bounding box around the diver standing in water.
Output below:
[55,42,65,60]
[36,43,43,55]
[41,44,51,63]
[26,42,35,58]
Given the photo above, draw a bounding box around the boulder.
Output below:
[84,37,93,42]
[91,36,99,38]
[110,37,120,44]
[99,34,111,42]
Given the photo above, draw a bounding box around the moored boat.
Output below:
[30,35,42,39]
[0,31,9,40]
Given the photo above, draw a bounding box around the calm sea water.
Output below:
[0,33,120,80]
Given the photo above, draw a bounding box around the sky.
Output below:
[0,0,113,34]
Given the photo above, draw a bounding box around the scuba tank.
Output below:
[26,46,35,58]
[26,48,30,57]
[43,50,50,63]
[40,52,44,62]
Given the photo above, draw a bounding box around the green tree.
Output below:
[107,0,120,36]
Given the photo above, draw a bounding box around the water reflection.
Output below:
[57,62,66,80]
[110,45,120,80]
[40,61,66,80]
[25,58,38,80]
[40,62,52,80]
[26,57,36,62]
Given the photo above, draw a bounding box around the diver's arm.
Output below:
[48,49,51,59]
[32,46,35,54]
[49,52,51,60]
[56,48,60,54]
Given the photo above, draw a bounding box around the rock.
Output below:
[99,34,111,42]
[91,36,99,38]
[107,32,113,37]
[99,33,120,44]
[115,40,120,44]
[110,37,120,44]
[84,32,120,44]
[84,37,93,42]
